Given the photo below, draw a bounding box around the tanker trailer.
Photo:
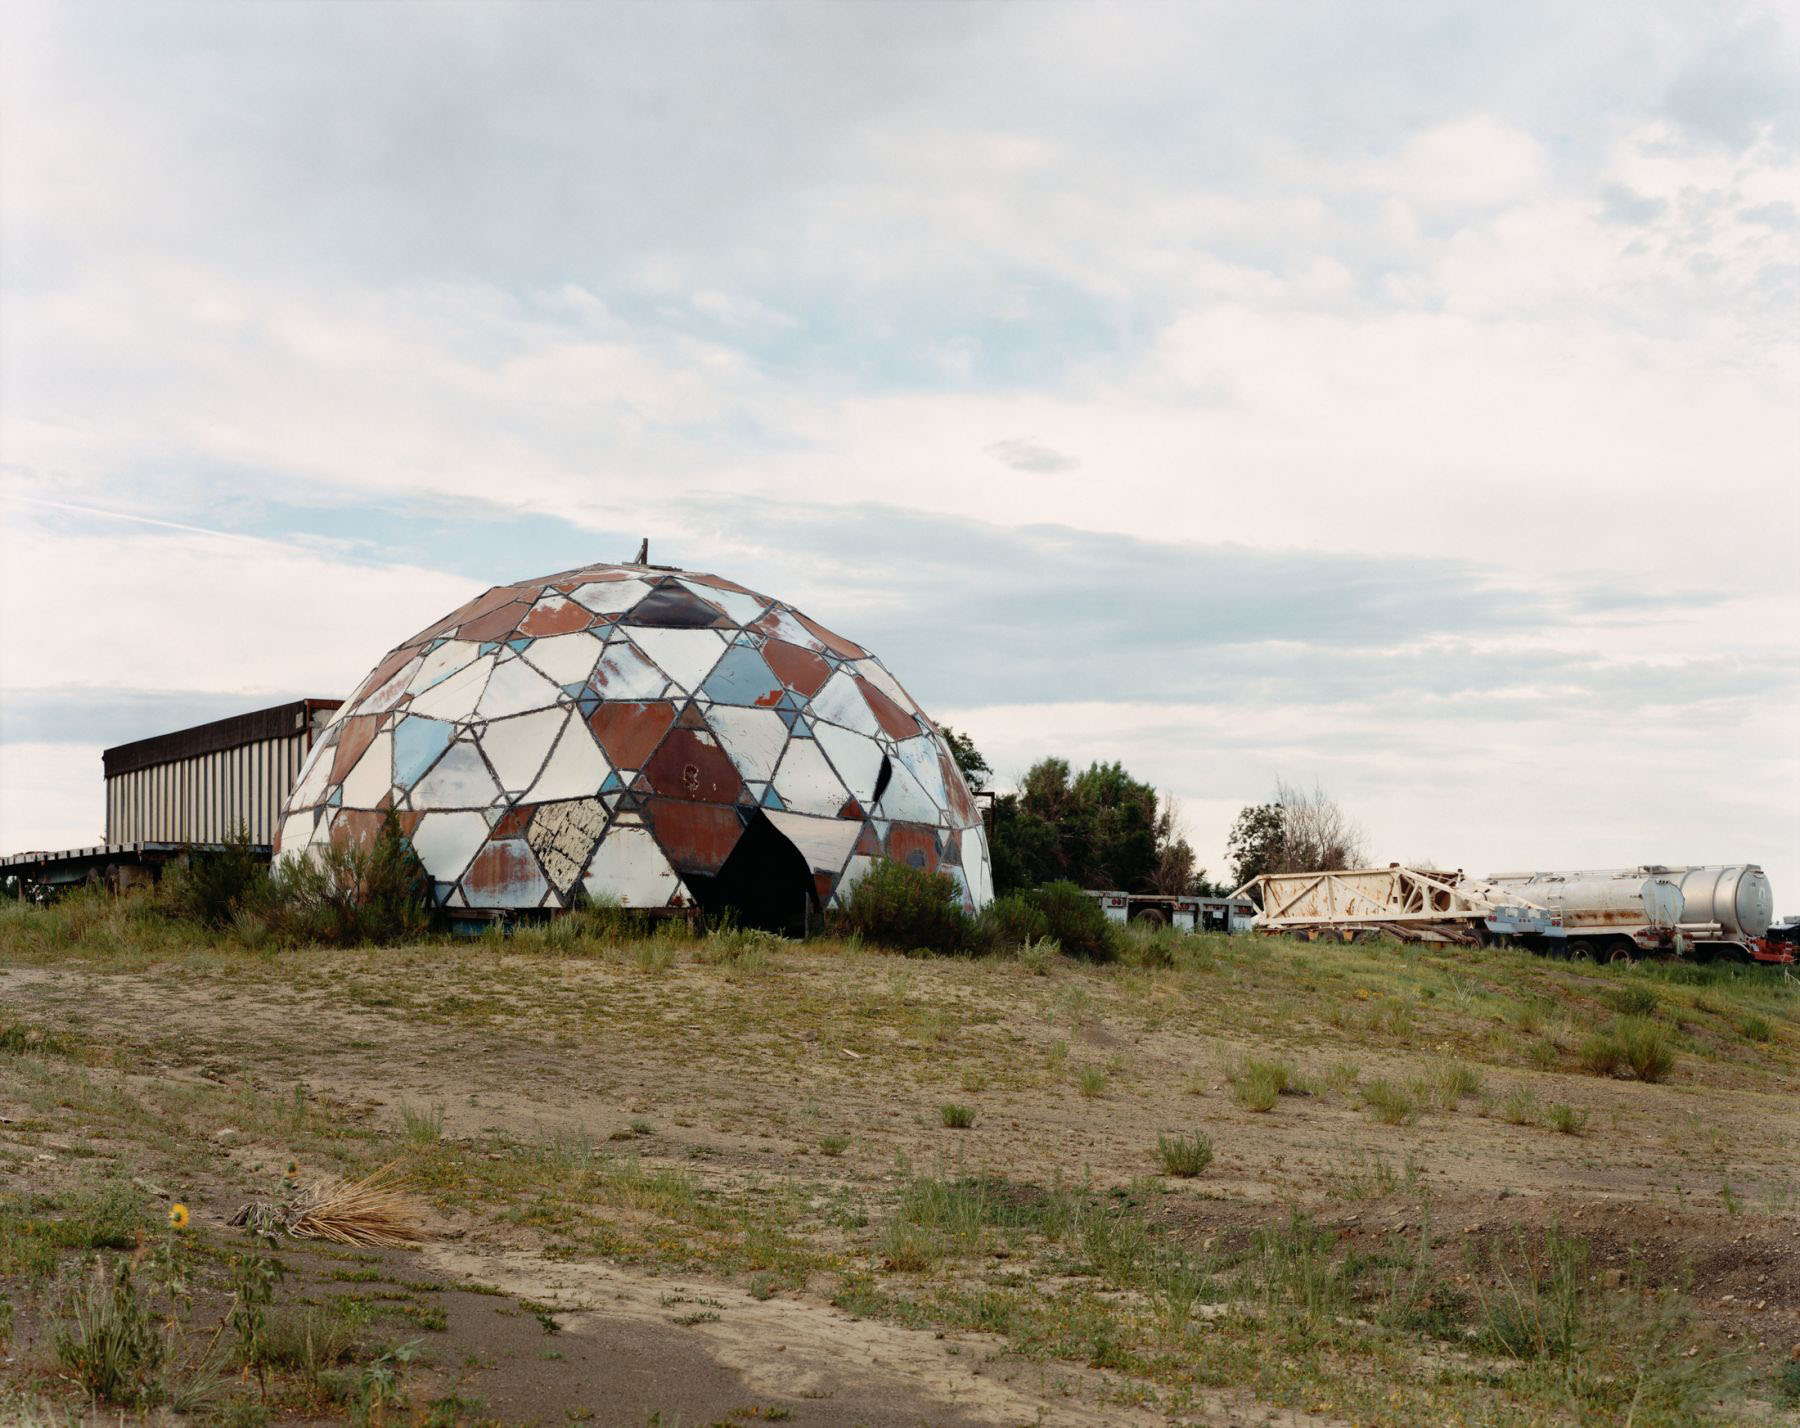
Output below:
[1474,869,1684,962]
[1639,865,1778,962]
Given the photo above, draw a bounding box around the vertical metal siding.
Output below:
[100,726,323,845]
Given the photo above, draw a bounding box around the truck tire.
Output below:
[1566,939,1595,962]
[1132,907,1167,929]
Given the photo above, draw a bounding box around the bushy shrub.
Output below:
[835,859,973,955]
[978,893,1049,951]
[1022,881,1116,962]
[267,814,433,946]
[157,824,271,928]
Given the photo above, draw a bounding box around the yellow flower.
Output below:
[168,1203,190,1230]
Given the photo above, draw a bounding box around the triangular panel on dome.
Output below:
[526,797,607,896]
[408,653,495,721]
[568,577,653,617]
[894,734,951,806]
[961,825,996,909]
[589,642,668,701]
[518,595,593,637]
[853,675,921,741]
[871,758,943,825]
[808,670,883,737]
[768,738,849,816]
[850,658,918,714]
[476,657,562,720]
[393,715,456,790]
[762,639,833,697]
[409,810,491,882]
[409,640,482,696]
[462,839,549,908]
[641,798,744,875]
[886,821,941,873]
[523,711,613,804]
[627,627,727,694]
[627,581,732,629]
[677,578,767,628]
[750,605,829,654]
[478,707,567,794]
[521,631,605,687]
[643,727,744,805]
[580,824,687,907]
[705,704,788,783]
[288,738,337,812]
[275,807,319,859]
[339,729,394,809]
[699,644,784,707]
[812,722,886,805]
[411,737,501,810]
[832,853,881,908]
[763,810,861,880]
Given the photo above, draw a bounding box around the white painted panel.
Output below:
[756,606,827,652]
[764,810,862,877]
[833,854,881,908]
[411,738,501,810]
[812,722,885,804]
[590,642,668,700]
[581,825,685,907]
[769,738,849,816]
[895,735,950,807]
[705,705,789,782]
[410,810,491,882]
[339,730,394,809]
[627,627,726,694]
[808,670,881,736]
[872,760,940,824]
[407,654,494,721]
[962,826,995,909]
[409,640,481,693]
[524,713,612,803]
[569,577,652,615]
[521,632,605,687]
[478,707,567,794]
[476,657,562,720]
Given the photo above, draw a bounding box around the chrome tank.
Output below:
[1662,865,1774,939]
[1479,870,1684,929]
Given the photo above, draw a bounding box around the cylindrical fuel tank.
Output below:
[1665,865,1773,939]
[1480,871,1684,929]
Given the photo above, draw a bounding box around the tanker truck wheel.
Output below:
[1132,907,1167,930]
[1566,939,1595,962]
[1604,941,1636,965]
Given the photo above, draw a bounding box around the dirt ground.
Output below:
[2,923,1797,1425]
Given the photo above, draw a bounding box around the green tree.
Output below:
[938,725,991,792]
[1227,780,1365,893]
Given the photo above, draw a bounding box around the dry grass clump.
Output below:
[233,1164,422,1249]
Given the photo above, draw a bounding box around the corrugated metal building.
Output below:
[103,700,342,845]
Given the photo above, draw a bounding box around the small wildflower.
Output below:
[168,1203,190,1230]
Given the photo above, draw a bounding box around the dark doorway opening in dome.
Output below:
[685,810,818,935]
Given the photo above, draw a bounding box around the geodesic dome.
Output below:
[276,561,993,924]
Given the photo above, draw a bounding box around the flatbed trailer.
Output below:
[1086,890,1256,934]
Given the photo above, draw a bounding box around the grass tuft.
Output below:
[1155,1131,1213,1178]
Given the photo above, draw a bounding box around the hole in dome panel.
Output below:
[685,810,818,936]
[627,582,732,629]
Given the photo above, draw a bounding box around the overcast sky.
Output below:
[2,2,1796,904]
